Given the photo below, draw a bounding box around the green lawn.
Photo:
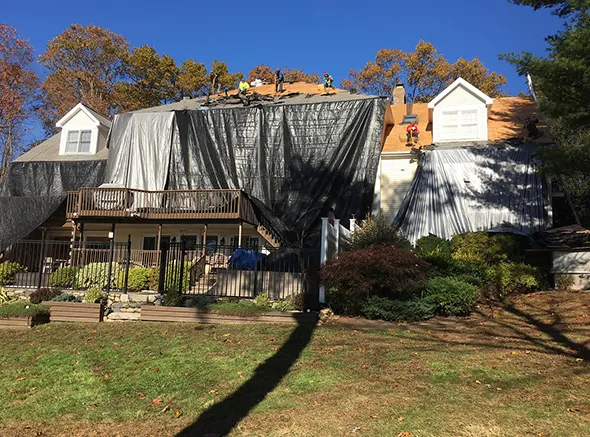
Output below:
[0,291,589,437]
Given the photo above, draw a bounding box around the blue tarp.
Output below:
[228,249,266,270]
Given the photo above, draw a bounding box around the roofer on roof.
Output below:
[275,68,284,93]
[238,79,250,94]
[323,72,334,90]
[406,121,419,144]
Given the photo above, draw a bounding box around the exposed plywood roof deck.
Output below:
[382,96,551,153]
[216,81,347,97]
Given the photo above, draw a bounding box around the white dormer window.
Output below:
[65,130,93,153]
[56,103,112,157]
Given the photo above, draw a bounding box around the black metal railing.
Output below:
[158,243,319,300]
[0,240,319,303]
[0,239,130,292]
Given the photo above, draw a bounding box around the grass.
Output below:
[0,302,49,318]
[205,301,271,317]
[0,291,589,436]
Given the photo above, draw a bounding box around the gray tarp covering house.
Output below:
[106,98,387,246]
[0,161,107,250]
[394,144,546,244]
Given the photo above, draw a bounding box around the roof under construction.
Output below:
[134,82,372,113]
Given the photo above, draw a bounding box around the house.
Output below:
[0,103,110,250]
[1,77,566,295]
[377,78,556,244]
[0,83,386,287]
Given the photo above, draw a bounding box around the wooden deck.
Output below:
[66,188,282,248]
[66,188,257,223]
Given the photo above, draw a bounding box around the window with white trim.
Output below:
[440,109,479,140]
[65,130,92,153]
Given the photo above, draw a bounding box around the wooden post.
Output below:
[238,221,243,247]
[79,223,84,242]
[37,228,47,290]
[202,224,208,257]
[70,221,77,266]
[319,218,329,304]
[157,224,163,250]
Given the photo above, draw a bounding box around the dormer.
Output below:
[56,103,112,156]
[428,78,494,144]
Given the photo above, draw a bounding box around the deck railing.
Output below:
[66,188,245,221]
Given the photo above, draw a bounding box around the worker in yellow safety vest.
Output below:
[238,79,250,95]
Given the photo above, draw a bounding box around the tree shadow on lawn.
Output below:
[405,298,590,370]
[177,319,317,437]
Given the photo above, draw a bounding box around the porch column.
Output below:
[70,222,77,266]
[238,221,243,247]
[202,224,208,257]
[79,222,84,242]
[157,224,163,250]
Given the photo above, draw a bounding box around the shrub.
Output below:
[484,262,543,300]
[254,293,272,309]
[321,244,430,300]
[556,275,575,291]
[0,302,49,319]
[0,287,12,305]
[0,261,26,286]
[147,267,160,291]
[146,262,192,293]
[416,235,452,267]
[123,268,149,293]
[424,277,479,316]
[75,263,122,290]
[361,296,436,322]
[50,293,80,302]
[83,287,104,304]
[326,288,366,316]
[350,213,411,251]
[451,232,523,265]
[48,266,80,288]
[165,261,193,292]
[184,295,215,308]
[29,288,61,304]
[207,301,269,317]
[273,297,297,312]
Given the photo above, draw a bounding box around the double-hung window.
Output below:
[65,130,92,153]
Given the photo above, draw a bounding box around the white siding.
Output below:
[379,157,417,223]
[436,84,484,108]
[59,109,100,155]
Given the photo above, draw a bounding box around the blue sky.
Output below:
[4,0,562,137]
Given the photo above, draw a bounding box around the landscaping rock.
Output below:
[106,312,140,321]
[128,293,151,304]
[120,294,129,303]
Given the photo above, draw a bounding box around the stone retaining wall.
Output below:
[5,288,162,322]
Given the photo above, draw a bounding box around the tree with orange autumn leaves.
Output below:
[341,41,506,102]
[247,65,320,85]
[0,24,40,180]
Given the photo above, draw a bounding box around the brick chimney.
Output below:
[393,83,406,105]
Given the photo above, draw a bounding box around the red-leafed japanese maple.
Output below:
[320,244,430,299]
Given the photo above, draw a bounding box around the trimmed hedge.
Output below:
[0,261,26,286]
[48,266,80,288]
[361,296,436,322]
[424,277,479,316]
[123,268,149,292]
